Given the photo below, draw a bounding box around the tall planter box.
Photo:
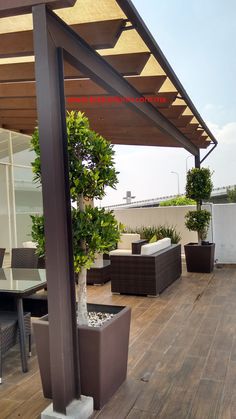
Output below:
[33,303,131,410]
[184,242,215,273]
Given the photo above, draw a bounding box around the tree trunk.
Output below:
[76,193,88,326]
[77,267,88,325]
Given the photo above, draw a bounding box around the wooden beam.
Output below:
[0,75,166,98]
[0,19,125,58]
[0,1,76,18]
[159,105,186,119]
[0,52,150,82]
[32,5,80,413]
[0,109,37,117]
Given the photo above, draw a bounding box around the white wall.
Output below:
[114,206,197,251]
[212,204,236,263]
[114,204,236,263]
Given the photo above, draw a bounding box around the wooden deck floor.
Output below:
[1,265,236,418]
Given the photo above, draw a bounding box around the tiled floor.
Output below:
[1,265,236,418]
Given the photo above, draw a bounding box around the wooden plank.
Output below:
[104,52,150,76]
[218,360,236,418]
[202,349,230,381]
[188,333,214,357]
[0,52,150,82]
[0,109,37,118]
[211,329,234,353]
[0,265,236,418]
[0,98,37,109]
[159,105,186,119]
[169,115,194,127]
[0,1,76,18]
[198,315,220,335]
[0,20,125,57]
[0,75,167,98]
[188,379,223,418]
[0,62,36,83]
[180,124,200,133]
[0,399,22,418]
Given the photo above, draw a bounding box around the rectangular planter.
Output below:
[184,242,215,273]
[33,303,131,410]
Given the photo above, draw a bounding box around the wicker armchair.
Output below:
[0,311,31,383]
[0,248,5,268]
[11,248,39,269]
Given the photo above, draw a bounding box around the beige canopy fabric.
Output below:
[0,0,216,150]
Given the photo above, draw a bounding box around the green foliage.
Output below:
[157,225,181,244]
[72,206,121,272]
[159,196,196,206]
[227,186,236,203]
[31,111,121,270]
[125,225,181,244]
[186,167,213,202]
[31,111,118,200]
[185,210,211,241]
[129,226,157,242]
[31,215,45,257]
[149,235,157,243]
[31,208,121,272]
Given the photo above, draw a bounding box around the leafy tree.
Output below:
[185,167,213,244]
[31,111,121,325]
[227,186,236,203]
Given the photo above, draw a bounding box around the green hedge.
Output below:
[159,196,195,206]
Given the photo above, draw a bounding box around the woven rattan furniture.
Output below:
[131,239,148,255]
[11,248,39,269]
[0,311,31,383]
[0,249,5,268]
[87,260,111,285]
[110,244,182,296]
[0,268,46,372]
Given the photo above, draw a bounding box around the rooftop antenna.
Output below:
[123,190,136,204]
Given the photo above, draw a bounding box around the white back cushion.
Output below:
[141,238,171,255]
[118,233,140,250]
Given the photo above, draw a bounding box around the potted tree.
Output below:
[184,167,215,273]
[32,111,131,409]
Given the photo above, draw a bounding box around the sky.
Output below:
[99,0,236,207]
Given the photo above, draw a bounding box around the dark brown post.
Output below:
[32,5,80,414]
[195,153,200,168]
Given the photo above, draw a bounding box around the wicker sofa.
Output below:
[110,242,182,297]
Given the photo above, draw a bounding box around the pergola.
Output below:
[0,0,217,416]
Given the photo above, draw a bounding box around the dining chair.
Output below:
[0,311,31,383]
[11,248,39,269]
[0,249,5,268]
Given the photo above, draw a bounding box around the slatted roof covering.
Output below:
[0,0,217,152]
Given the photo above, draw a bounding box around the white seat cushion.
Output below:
[141,238,171,255]
[22,241,37,248]
[109,249,132,256]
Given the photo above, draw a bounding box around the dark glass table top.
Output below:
[0,268,46,294]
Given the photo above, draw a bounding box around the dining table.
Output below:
[0,268,46,372]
